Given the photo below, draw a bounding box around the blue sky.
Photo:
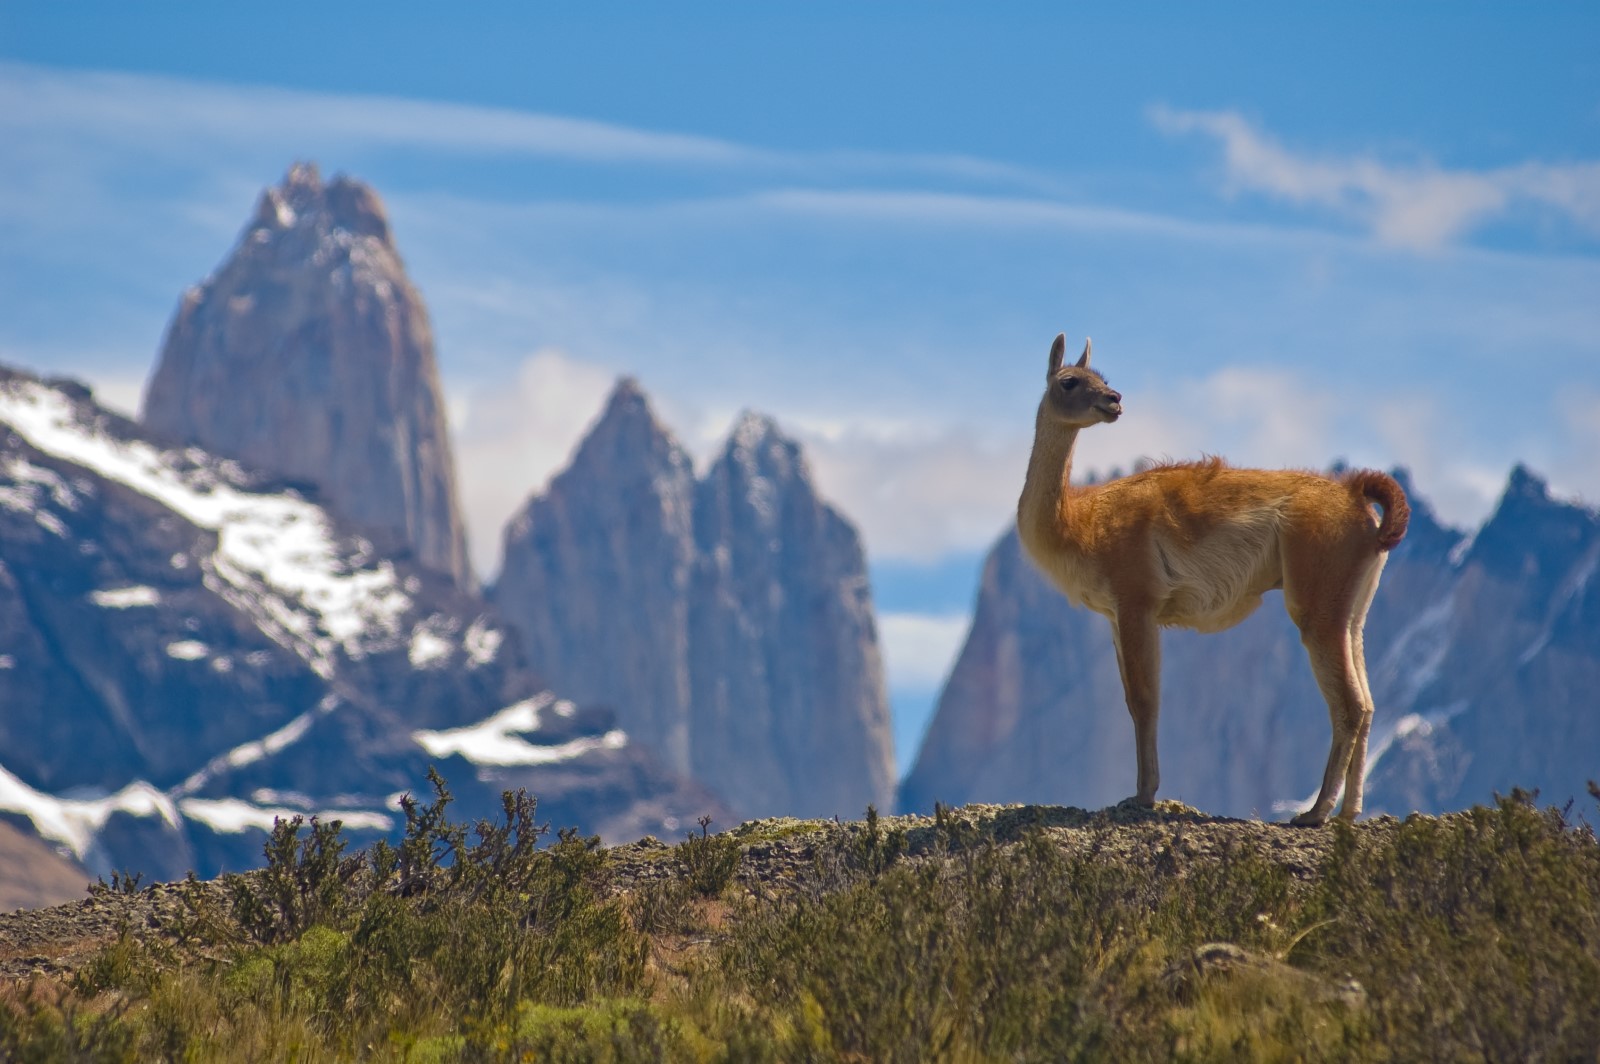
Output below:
[3,3,1598,773]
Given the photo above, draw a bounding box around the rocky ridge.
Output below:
[0,799,1358,982]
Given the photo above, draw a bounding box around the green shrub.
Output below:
[676,815,741,898]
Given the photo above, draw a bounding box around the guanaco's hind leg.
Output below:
[1291,620,1367,826]
[1111,610,1163,807]
[1337,556,1386,820]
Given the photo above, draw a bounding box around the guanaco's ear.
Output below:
[1075,337,1092,369]
[1048,333,1067,378]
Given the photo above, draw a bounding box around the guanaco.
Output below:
[1017,334,1409,825]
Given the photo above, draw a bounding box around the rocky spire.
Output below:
[493,389,896,819]
[689,412,896,818]
[491,379,698,774]
[141,162,472,588]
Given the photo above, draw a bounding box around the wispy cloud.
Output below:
[878,612,971,692]
[0,62,765,167]
[1151,105,1600,250]
[0,61,1047,192]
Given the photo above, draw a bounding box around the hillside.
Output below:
[3,787,1597,1061]
[0,824,87,913]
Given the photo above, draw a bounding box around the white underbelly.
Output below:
[1155,528,1283,631]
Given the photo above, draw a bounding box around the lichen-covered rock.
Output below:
[142,163,471,589]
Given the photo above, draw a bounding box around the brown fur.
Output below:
[1017,334,1409,825]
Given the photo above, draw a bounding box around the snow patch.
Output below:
[0,456,81,512]
[462,617,502,667]
[413,695,628,766]
[91,585,161,608]
[178,797,391,835]
[0,762,180,859]
[1518,539,1600,666]
[0,379,412,678]
[1372,591,1456,710]
[175,704,329,796]
[226,713,314,769]
[408,618,454,668]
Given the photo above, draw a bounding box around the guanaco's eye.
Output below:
[1059,378,1079,391]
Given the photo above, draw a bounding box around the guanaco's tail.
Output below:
[1344,470,1410,552]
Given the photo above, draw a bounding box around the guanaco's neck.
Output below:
[1018,402,1083,552]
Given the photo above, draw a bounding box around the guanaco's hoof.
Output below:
[1288,810,1328,828]
[1118,795,1156,810]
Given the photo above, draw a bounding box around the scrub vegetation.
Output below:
[3,772,1598,1062]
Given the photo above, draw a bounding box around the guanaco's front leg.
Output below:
[1111,608,1163,806]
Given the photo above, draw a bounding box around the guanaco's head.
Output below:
[1042,333,1122,427]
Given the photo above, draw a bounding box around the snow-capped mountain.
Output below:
[901,467,1599,820]
[0,368,726,885]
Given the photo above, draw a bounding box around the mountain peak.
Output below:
[567,378,688,478]
[247,162,392,245]
[494,390,893,819]
[1504,463,1550,503]
[727,410,784,450]
[596,376,655,425]
[717,411,806,487]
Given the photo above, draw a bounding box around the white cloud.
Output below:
[1151,105,1600,250]
[878,612,971,692]
[795,420,1031,563]
[1550,389,1600,508]
[451,349,618,578]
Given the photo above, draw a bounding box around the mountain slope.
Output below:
[0,368,724,881]
[0,821,88,912]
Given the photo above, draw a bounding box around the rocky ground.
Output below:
[0,800,1367,985]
